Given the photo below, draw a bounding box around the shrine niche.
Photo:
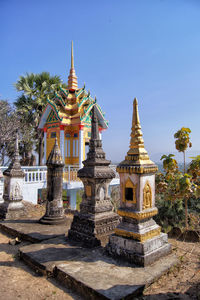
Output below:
[143,181,152,210]
[123,177,137,203]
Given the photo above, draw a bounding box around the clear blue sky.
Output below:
[1,0,200,163]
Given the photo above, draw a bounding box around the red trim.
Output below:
[43,127,47,133]
[79,124,84,130]
[99,127,104,132]
[60,125,65,130]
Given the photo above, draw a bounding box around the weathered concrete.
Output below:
[0,218,72,243]
[40,138,66,225]
[19,236,178,300]
[68,107,119,247]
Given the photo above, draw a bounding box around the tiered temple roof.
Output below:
[39,42,108,131]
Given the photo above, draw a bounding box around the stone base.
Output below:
[68,211,119,247]
[19,235,178,300]
[0,203,25,220]
[39,215,66,225]
[106,233,171,266]
[0,218,72,243]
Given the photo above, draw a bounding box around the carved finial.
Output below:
[83,82,86,89]
[15,130,19,154]
[91,106,100,141]
[129,98,145,150]
[94,96,97,103]
[71,40,74,69]
[124,97,153,165]
[46,137,64,166]
[68,41,78,91]
[88,90,90,97]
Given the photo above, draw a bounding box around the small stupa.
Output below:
[106,98,171,266]
[39,138,66,225]
[68,106,119,247]
[0,132,25,220]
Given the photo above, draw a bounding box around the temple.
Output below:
[38,41,108,168]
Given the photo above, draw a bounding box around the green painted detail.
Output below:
[59,87,69,97]
[78,96,90,108]
[75,88,84,97]
[47,124,59,129]
[47,98,62,121]
[55,92,65,108]
[81,103,94,121]
[46,110,59,123]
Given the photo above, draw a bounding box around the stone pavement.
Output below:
[0,218,72,243]
[19,235,178,300]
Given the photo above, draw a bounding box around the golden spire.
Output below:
[129,98,145,151]
[68,41,78,91]
[125,98,154,165]
[117,97,158,174]
[71,40,74,69]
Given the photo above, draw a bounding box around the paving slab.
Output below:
[19,236,178,300]
[0,218,72,242]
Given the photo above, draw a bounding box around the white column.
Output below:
[43,128,47,165]
[99,128,102,140]
[79,125,84,169]
[60,125,65,161]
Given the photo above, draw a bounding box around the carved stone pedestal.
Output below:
[0,134,25,220]
[39,139,66,225]
[69,211,119,247]
[68,107,119,247]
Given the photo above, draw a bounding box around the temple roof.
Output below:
[39,43,108,130]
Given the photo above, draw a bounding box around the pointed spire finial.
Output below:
[129,97,145,150]
[71,40,74,69]
[117,97,158,173]
[125,97,153,165]
[16,130,19,154]
[46,137,64,166]
[68,41,78,91]
[91,106,100,141]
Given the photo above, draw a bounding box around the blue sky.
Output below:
[1,0,200,163]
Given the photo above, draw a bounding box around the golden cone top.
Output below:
[67,41,78,91]
[117,98,158,174]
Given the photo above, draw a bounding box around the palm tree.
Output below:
[15,72,67,165]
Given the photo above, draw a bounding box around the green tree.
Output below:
[187,155,200,182]
[174,127,192,173]
[176,173,195,229]
[0,100,19,165]
[160,154,178,174]
[15,72,67,165]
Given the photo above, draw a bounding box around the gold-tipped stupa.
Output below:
[67,41,78,91]
[117,98,158,174]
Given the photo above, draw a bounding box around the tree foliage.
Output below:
[15,72,67,165]
[0,100,19,165]
[174,127,192,173]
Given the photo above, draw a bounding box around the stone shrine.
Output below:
[106,98,171,266]
[0,133,25,220]
[68,107,119,247]
[39,138,66,225]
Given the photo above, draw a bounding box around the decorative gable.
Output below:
[46,110,59,124]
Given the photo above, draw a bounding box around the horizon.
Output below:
[1,0,200,162]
